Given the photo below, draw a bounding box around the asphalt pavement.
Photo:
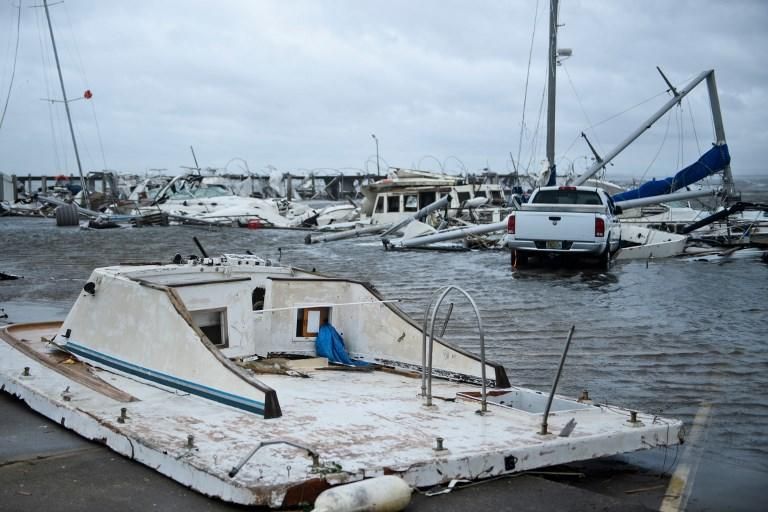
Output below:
[0,392,673,512]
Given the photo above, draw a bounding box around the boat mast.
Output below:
[42,0,89,208]
[706,71,738,201]
[545,0,558,186]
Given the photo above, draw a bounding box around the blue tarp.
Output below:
[612,144,730,202]
[315,324,369,366]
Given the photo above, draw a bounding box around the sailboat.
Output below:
[519,0,743,261]
[40,0,92,225]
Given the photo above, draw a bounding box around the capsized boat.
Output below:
[615,225,688,261]
[136,173,317,227]
[0,254,684,508]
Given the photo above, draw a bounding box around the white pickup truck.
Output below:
[502,186,621,265]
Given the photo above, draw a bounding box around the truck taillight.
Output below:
[507,214,516,234]
[595,217,605,237]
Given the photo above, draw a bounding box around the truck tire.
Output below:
[55,204,79,227]
[600,238,612,269]
[513,250,528,267]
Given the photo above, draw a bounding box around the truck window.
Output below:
[532,189,603,205]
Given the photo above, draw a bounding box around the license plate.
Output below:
[546,240,563,249]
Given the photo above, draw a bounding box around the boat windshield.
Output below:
[168,185,232,200]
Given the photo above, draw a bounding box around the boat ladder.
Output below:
[421,286,488,413]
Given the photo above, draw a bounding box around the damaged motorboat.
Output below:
[0,254,684,508]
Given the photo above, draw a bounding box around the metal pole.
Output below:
[706,71,737,200]
[372,134,380,177]
[438,303,454,337]
[540,325,576,435]
[614,187,718,210]
[388,219,507,249]
[545,0,558,186]
[43,0,89,209]
[573,70,712,186]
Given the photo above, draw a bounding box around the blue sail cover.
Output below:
[315,324,369,366]
[612,144,730,202]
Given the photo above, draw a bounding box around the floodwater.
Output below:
[1,199,767,510]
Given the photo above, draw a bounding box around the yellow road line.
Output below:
[659,402,712,512]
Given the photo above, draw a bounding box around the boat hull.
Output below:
[1,322,683,509]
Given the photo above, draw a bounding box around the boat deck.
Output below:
[0,322,683,508]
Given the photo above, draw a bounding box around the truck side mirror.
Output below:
[614,205,623,215]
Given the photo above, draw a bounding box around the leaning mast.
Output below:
[42,0,89,208]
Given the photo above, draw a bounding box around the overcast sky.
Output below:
[1,0,766,180]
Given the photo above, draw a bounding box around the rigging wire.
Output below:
[587,89,668,131]
[63,1,108,171]
[524,66,549,175]
[561,62,603,155]
[515,0,541,174]
[637,107,673,182]
[34,4,64,171]
[0,0,22,133]
[686,96,702,156]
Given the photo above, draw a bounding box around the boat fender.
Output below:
[312,475,412,512]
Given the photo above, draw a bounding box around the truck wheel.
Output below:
[513,250,528,267]
[600,239,612,269]
[55,204,79,227]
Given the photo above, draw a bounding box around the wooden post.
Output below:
[42,176,48,194]
[12,175,18,202]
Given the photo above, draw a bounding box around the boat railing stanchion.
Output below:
[421,286,488,414]
[421,286,449,406]
[229,439,320,478]
[540,325,576,435]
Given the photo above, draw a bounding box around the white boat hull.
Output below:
[615,225,688,260]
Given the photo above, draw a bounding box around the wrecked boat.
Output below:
[0,254,684,508]
[361,168,513,226]
[133,173,317,227]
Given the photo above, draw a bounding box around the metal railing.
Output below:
[421,286,488,413]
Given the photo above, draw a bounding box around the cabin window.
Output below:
[252,287,265,311]
[404,195,418,212]
[490,190,504,205]
[190,308,228,348]
[419,191,436,206]
[295,307,330,338]
[387,195,400,213]
[457,191,471,203]
[374,196,384,213]
[474,190,487,198]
